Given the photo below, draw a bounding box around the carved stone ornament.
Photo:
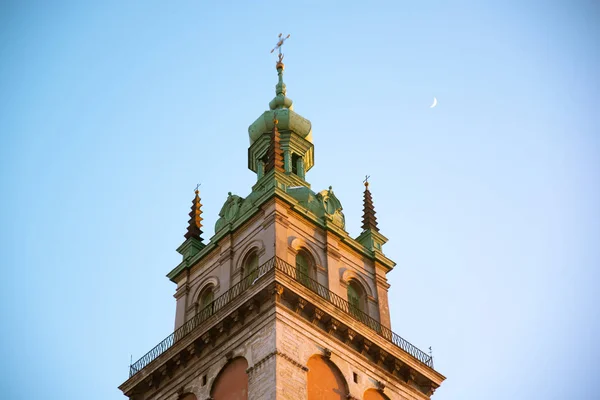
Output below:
[424,383,439,396]
[327,318,340,334]
[346,328,357,344]
[377,349,389,367]
[214,192,245,232]
[295,297,307,314]
[273,283,284,301]
[201,332,211,345]
[362,339,372,356]
[312,308,324,325]
[316,187,346,229]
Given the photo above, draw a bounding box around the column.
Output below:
[283,150,291,174]
[296,157,305,180]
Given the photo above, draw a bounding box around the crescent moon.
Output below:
[430,97,438,108]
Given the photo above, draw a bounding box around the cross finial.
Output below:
[270,33,291,64]
[195,183,201,193]
[363,175,370,187]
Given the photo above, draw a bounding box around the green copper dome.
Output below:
[248,65,312,145]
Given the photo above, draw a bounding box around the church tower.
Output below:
[119,36,445,400]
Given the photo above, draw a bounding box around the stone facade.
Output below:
[119,196,444,399]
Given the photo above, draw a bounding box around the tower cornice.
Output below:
[168,182,396,283]
[127,258,444,399]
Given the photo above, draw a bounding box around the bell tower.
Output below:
[248,55,313,184]
[119,35,445,400]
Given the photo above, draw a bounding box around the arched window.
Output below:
[198,286,214,319]
[347,280,366,318]
[307,355,349,400]
[211,357,248,400]
[295,250,312,286]
[243,251,259,283]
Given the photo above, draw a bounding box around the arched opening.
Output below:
[295,250,313,287]
[347,280,367,318]
[363,389,390,400]
[211,357,248,400]
[198,285,215,319]
[179,394,197,400]
[243,251,259,284]
[292,153,299,175]
[307,355,349,400]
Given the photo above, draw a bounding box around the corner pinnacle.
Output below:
[361,177,379,232]
[184,186,204,241]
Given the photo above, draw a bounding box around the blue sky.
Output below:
[1,1,598,399]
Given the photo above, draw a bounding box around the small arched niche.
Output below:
[211,357,248,400]
[242,250,259,283]
[307,355,349,400]
[295,249,315,286]
[197,284,215,318]
[363,388,390,400]
[347,279,367,318]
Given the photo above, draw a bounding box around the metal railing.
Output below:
[128,256,432,378]
[128,258,278,377]
[273,260,434,367]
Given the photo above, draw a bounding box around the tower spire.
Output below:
[248,33,313,182]
[269,33,293,110]
[184,185,203,242]
[361,176,379,232]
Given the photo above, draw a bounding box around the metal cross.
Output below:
[270,33,291,61]
[195,183,201,191]
[363,175,370,184]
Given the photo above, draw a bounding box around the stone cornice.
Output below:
[246,351,277,375]
[119,277,276,397]
[246,350,308,375]
[173,284,189,300]
[275,350,308,371]
[276,308,438,400]
[274,271,445,388]
[168,176,396,283]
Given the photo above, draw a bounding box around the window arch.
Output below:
[243,250,259,283]
[307,355,349,400]
[347,280,367,318]
[198,285,215,319]
[211,357,248,400]
[295,249,314,286]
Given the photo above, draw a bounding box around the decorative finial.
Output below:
[268,33,293,109]
[184,186,204,241]
[270,33,291,68]
[361,176,379,232]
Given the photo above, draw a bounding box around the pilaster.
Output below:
[325,232,342,296]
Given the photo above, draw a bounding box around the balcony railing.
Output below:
[128,258,278,377]
[274,260,434,367]
[128,256,433,378]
